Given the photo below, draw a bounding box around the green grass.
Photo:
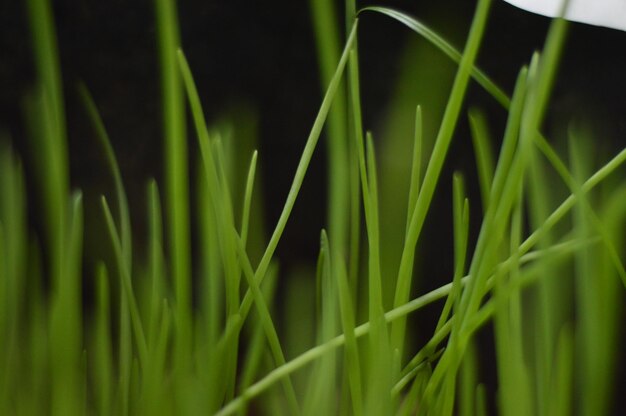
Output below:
[1,0,625,415]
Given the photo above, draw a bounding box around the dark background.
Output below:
[2,0,624,264]
[1,0,625,410]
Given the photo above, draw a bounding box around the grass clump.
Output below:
[1,0,625,415]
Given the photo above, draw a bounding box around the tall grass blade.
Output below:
[154,0,191,372]
[391,0,493,362]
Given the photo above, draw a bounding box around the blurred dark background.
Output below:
[1,0,625,410]
[2,0,624,266]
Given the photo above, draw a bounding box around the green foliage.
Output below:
[1,0,625,415]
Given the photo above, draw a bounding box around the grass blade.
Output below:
[358,6,509,109]
[391,0,493,362]
[154,0,191,371]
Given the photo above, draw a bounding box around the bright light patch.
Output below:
[503,0,626,31]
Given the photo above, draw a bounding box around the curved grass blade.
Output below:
[240,151,258,246]
[101,196,148,367]
[77,83,132,264]
[358,6,509,109]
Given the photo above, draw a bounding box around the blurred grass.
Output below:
[1,0,625,415]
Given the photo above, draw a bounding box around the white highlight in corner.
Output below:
[502,0,626,31]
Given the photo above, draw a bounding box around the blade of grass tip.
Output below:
[49,192,84,416]
[218,21,358,332]
[204,137,241,404]
[315,233,327,322]
[454,55,534,346]
[239,262,279,398]
[346,47,365,321]
[348,135,362,313]
[458,340,479,416]
[77,83,132,264]
[475,384,488,416]
[25,0,69,209]
[334,234,363,415]
[101,196,148,367]
[358,6,509,109]
[364,133,385,321]
[435,174,469,334]
[526,140,559,415]
[240,151,258,246]
[405,106,423,236]
[395,321,453,393]
[154,0,191,372]
[570,135,607,416]
[196,157,223,356]
[78,92,146,416]
[547,324,573,416]
[213,139,241,318]
[304,231,338,416]
[119,283,132,416]
[143,298,173,416]
[363,133,393,416]
[345,3,363,314]
[234,232,301,414]
[347,47,373,314]
[468,108,494,211]
[176,50,241,401]
[94,262,113,416]
[147,180,165,350]
[436,71,537,412]
[309,0,350,261]
[25,239,47,416]
[391,0,493,361]
[143,180,171,416]
[176,54,239,337]
[78,89,143,413]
